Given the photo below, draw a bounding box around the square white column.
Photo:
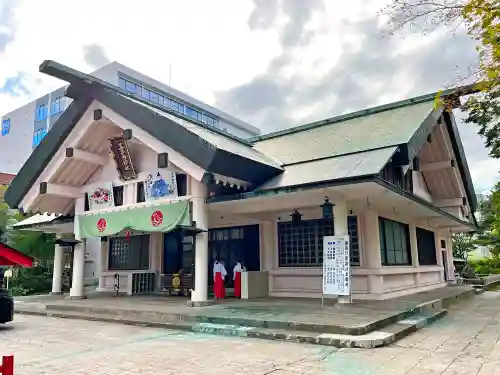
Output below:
[97,239,108,291]
[361,209,383,295]
[69,214,86,299]
[51,243,64,294]
[409,224,421,286]
[190,179,209,304]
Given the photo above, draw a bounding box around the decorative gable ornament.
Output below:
[144,170,178,202]
[108,136,137,181]
[88,183,115,210]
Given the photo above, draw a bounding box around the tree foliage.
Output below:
[452,232,475,259]
[380,0,499,154]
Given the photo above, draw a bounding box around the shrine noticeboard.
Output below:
[322,235,350,296]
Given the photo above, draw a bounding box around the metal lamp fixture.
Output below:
[291,209,303,225]
[320,197,334,219]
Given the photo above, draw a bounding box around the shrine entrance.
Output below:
[208,225,260,289]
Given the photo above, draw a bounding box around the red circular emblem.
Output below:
[97,218,107,232]
[151,211,163,227]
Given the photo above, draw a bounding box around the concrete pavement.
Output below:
[2,291,500,374]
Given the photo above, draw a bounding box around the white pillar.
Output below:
[51,244,64,294]
[435,230,444,282]
[410,224,420,286]
[191,178,209,304]
[362,209,383,295]
[333,200,350,304]
[97,239,107,291]
[70,214,86,299]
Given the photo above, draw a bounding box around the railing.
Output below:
[0,356,13,375]
[131,272,156,294]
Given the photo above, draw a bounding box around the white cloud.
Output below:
[0,0,497,192]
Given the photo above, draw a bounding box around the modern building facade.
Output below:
[0,62,260,175]
[6,60,478,302]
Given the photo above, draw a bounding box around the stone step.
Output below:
[40,303,419,335]
[14,307,447,349]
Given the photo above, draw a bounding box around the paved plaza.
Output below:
[3,292,500,375]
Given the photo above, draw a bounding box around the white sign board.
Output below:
[3,269,12,278]
[322,235,350,296]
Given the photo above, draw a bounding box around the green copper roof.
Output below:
[254,100,436,165]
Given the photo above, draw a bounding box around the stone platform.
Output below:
[14,285,476,348]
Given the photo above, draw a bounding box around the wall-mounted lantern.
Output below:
[320,197,334,219]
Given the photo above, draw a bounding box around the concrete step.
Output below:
[40,303,419,336]
[14,307,447,349]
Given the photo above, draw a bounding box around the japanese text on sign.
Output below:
[322,235,350,296]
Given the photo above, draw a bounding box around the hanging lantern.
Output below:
[291,209,302,226]
[320,197,334,219]
[125,230,131,240]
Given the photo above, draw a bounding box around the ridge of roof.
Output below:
[39,60,255,148]
[250,84,478,143]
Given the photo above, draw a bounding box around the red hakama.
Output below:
[234,271,241,298]
[214,272,226,299]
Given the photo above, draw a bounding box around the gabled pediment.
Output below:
[4,61,284,213]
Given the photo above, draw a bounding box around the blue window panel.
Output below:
[207,117,215,126]
[163,98,170,108]
[50,98,61,116]
[212,118,218,127]
[141,87,150,100]
[201,114,207,124]
[1,119,10,136]
[170,100,179,112]
[35,105,48,122]
[135,85,142,96]
[118,77,126,89]
[185,106,198,119]
[178,103,185,114]
[158,95,164,105]
[32,129,42,148]
[125,81,136,93]
[150,91,158,103]
[197,112,203,122]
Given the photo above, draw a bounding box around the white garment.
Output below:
[213,262,227,280]
[233,263,242,280]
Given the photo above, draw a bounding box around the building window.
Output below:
[1,119,10,136]
[176,174,187,196]
[440,239,446,249]
[113,186,124,206]
[136,182,145,203]
[32,128,47,148]
[35,104,48,122]
[150,91,158,103]
[117,76,220,129]
[108,235,150,270]
[379,217,411,266]
[50,97,64,116]
[416,227,437,265]
[277,217,359,267]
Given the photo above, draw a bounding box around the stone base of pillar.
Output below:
[185,300,215,307]
[66,295,87,300]
[337,296,352,304]
[50,292,64,295]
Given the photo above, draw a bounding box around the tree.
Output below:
[473,188,500,255]
[452,232,475,258]
[380,0,499,154]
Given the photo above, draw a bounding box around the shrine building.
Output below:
[4,60,477,302]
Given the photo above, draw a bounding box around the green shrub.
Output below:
[469,257,500,275]
[8,286,29,296]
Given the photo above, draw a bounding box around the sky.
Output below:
[0,0,497,192]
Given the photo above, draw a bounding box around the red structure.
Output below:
[0,356,13,375]
[0,243,33,267]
